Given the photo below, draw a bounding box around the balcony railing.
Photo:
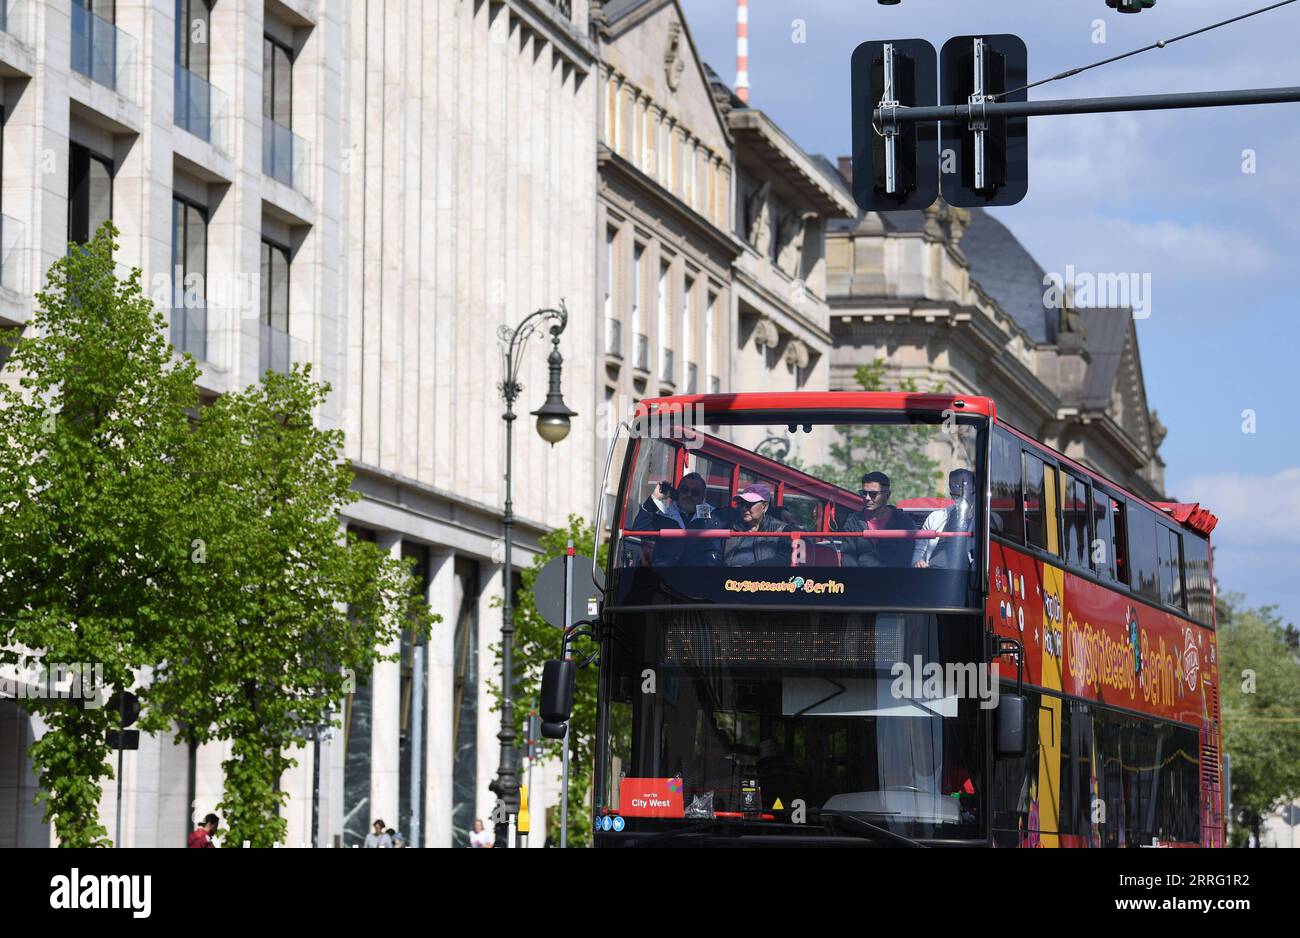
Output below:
[170,304,208,362]
[0,214,24,293]
[604,317,622,358]
[659,347,674,384]
[71,0,138,101]
[633,332,649,371]
[175,67,229,154]
[259,322,306,377]
[686,362,698,394]
[263,117,310,195]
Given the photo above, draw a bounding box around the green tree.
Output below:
[490,515,600,846]
[144,365,436,847]
[787,359,945,498]
[1217,591,1300,846]
[0,224,202,845]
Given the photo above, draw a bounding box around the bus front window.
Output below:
[598,610,988,843]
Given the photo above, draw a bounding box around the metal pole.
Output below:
[410,644,424,848]
[970,38,987,192]
[491,304,570,847]
[526,705,536,847]
[881,42,898,194]
[560,541,574,848]
[114,692,124,847]
[875,84,1300,125]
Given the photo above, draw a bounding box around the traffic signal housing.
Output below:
[940,34,1028,207]
[1107,0,1156,12]
[850,38,938,212]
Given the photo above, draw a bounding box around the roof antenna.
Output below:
[735,0,749,103]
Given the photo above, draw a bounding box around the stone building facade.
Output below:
[0,0,598,849]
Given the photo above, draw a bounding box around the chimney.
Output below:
[837,156,853,187]
[736,0,749,103]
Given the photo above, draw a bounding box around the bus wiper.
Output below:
[817,810,928,848]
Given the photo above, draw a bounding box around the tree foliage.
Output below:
[1217,591,1300,845]
[145,366,436,847]
[490,515,599,846]
[0,224,201,845]
[0,222,435,846]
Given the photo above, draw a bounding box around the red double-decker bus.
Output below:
[583,392,1222,847]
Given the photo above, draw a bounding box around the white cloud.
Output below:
[1171,467,1300,545]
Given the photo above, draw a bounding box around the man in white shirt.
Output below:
[913,469,976,569]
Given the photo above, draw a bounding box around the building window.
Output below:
[68,143,113,246]
[451,557,481,846]
[682,275,694,390]
[657,261,671,383]
[705,292,716,389]
[171,197,208,359]
[175,0,211,77]
[631,245,645,370]
[260,238,291,375]
[260,239,289,333]
[397,544,429,847]
[263,34,293,127]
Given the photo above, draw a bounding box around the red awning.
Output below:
[1154,502,1218,535]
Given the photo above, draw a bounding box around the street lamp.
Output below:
[489,302,575,846]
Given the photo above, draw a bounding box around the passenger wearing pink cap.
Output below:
[722,482,793,567]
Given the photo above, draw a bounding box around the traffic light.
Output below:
[850,39,938,212]
[939,34,1028,208]
[1107,0,1156,12]
[107,690,140,750]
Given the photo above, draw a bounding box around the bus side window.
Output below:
[1110,498,1129,586]
[990,428,1023,543]
[1091,487,1115,580]
[1157,527,1185,610]
[1022,451,1046,550]
[1126,503,1161,603]
[1063,474,1090,570]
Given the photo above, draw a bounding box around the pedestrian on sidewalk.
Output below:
[364,819,393,848]
[188,813,219,848]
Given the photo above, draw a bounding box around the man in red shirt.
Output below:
[840,472,917,567]
[188,813,219,848]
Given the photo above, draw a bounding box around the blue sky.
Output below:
[681,0,1300,623]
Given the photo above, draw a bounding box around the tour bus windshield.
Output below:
[596,610,988,844]
[610,407,988,611]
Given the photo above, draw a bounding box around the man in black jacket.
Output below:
[840,471,917,567]
[723,483,793,567]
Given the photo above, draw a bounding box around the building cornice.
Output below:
[599,144,744,266]
[733,263,833,349]
[510,0,598,70]
[728,109,856,218]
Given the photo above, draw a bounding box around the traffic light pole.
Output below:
[875,84,1300,125]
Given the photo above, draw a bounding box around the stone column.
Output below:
[423,549,455,847]
[368,532,402,830]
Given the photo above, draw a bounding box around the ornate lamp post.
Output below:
[489,302,575,846]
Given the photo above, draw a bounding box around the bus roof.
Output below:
[641,391,997,418]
